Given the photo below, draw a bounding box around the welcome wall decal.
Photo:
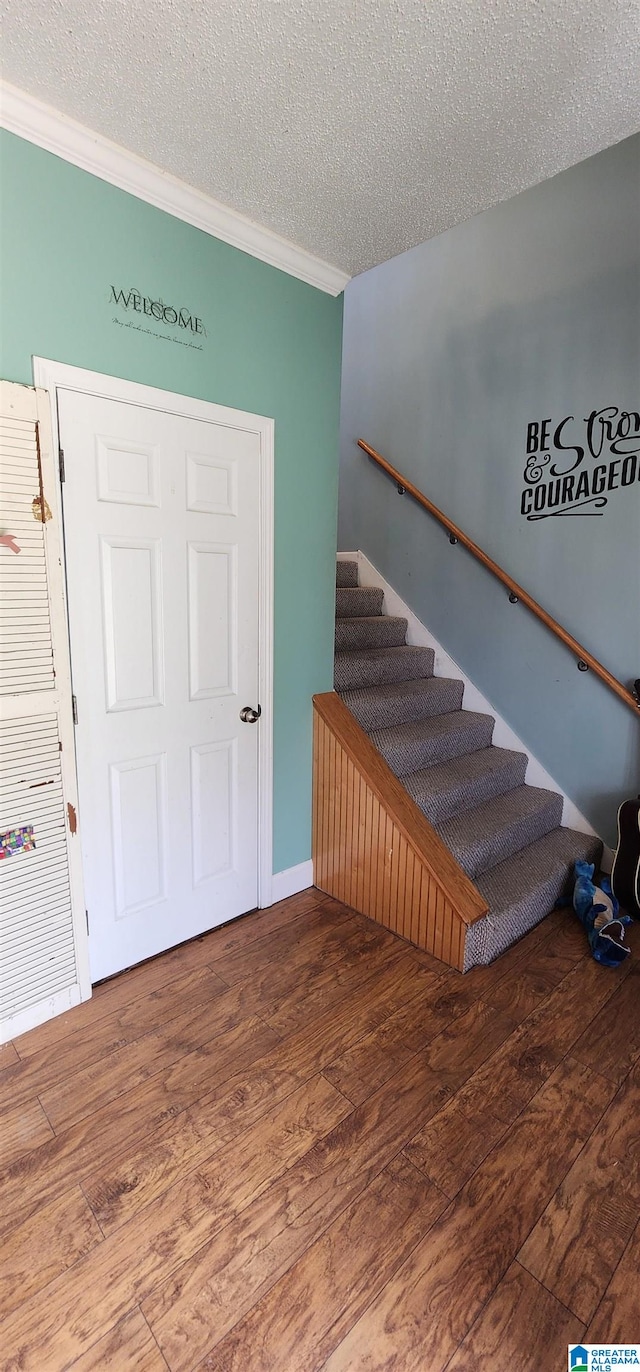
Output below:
[109,286,207,351]
[520,407,640,520]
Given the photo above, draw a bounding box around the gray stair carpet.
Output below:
[334,559,601,969]
[336,560,359,587]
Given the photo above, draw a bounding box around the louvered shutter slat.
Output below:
[0,415,55,698]
[0,715,76,1019]
[1,381,88,1041]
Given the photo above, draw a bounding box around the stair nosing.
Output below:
[371,709,493,741]
[406,745,528,789]
[437,784,565,877]
[475,827,602,913]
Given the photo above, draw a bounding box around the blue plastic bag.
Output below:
[571,860,632,967]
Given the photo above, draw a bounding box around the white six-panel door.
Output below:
[55,382,270,981]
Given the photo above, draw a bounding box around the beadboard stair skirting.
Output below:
[311,559,602,971]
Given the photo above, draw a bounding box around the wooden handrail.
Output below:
[358,439,640,717]
[313,691,489,927]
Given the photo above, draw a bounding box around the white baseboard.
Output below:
[267,859,314,905]
[342,549,611,866]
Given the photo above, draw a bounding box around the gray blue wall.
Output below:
[339,135,640,846]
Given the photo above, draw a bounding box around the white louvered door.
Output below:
[0,381,89,1042]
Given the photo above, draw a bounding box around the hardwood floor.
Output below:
[1,888,638,1371]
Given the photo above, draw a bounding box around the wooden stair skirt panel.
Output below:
[312,692,488,971]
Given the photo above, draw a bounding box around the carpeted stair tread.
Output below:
[436,784,564,879]
[334,645,436,691]
[336,560,359,587]
[475,825,602,915]
[335,615,409,651]
[340,677,464,731]
[371,709,495,776]
[404,746,529,826]
[467,827,602,968]
[336,586,385,618]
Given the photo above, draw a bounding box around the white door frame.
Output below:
[33,358,275,926]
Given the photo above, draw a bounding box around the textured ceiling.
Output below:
[2,0,639,276]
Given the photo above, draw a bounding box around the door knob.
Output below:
[240,704,261,723]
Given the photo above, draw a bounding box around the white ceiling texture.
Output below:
[1,0,639,278]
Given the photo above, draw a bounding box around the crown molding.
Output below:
[0,81,350,297]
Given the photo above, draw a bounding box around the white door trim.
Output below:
[32,358,275,926]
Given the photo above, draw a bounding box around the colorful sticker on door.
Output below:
[0,825,36,859]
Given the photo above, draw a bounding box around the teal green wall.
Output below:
[0,130,343,874]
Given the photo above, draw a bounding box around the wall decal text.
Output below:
[109,286,206,351]
[520,407,640,520]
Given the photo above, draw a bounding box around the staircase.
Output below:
[334,558,601,968]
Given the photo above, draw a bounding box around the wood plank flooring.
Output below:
[1,888,638,1371]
